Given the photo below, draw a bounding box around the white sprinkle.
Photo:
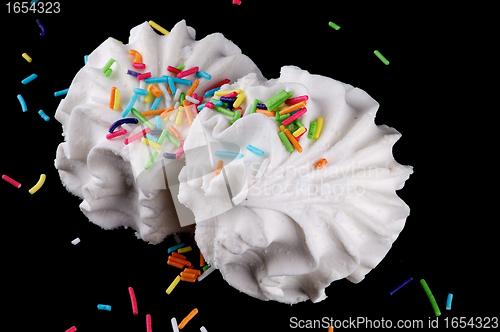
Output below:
[197,266,215,281]
[255,158,270,180]
[185,95,200,104]
[200,327,208,332]
[71,237,80,245]
[171,317,180,332]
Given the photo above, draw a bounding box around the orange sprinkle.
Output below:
[215,160,223,175]
[184,104,195,126]
[168,125,181,139]
[128,49,142,63]
[328,327,334,332]
[256,109,275,117]
[167,260,184,269]
[160,107,175,119]
[178,308,198,329]
[180,275,197,283]
[171,251,186,259]
[315,158,328,170]
[182,99,189,107]
[169,256,193,268]
[141,109,164,117]
[284,129,303,153]
[183,268,201,276]
[186,79,199,97]
[199,250,205,267]
[279,100,307,115]
[149,84,162,98]
[109,86,117,109]
[180,271,198,279]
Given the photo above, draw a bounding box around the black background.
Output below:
[1,1,494,331]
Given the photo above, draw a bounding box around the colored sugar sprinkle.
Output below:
[22,53,32,63]
[149,20,170,35]
[38,110,50,121]
[17,94,27,112]
[178,308,198,329]
[374,50,390,65]
[28,174,46,194]
[420,279,441,316]
[97,304,111,311]
[328,21,340,30]
[446,293,453,310]
[54,88,70,97]
[128,287,138,315]
[389,277,413,295]
[22,73,37,84]
[2,174,21,188]
[246,145,264,155]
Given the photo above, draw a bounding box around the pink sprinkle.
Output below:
[2,174,21,188]
[146,314,152,332]
[176,66,199,78]
[285,95,309,105]
[137,72,152,80]
[204,78,230,93]
[223,91,238,98]
[281,107,307,126]
[232,0,242,4]
[167,66,181,75]
[205,102,215,109]
[65,327,77,332]
[124,127,153,145]
[128,287,139,315]
[133,63,146,69]
[176,140,185,159]
[106,129,127,140]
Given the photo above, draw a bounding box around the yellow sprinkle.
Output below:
[29,174,46,194]
[279,125,285,132]
[141,137,162,150]
[144,85,153,104]
[175,107,185,126]
[313,117,324,139]
[166,275,181,294]
[149,20,170,35]
[177,246,192,254]
[113,89,121,110]
[293,126,306,137]
[22,53,32,63]
[233,92,246,108]
[109,37,123,43]
[214,89,243,96]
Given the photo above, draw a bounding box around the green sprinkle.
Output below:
[176,64,185,70]
[202,264,211,271]
[102,58,115,73]
[214,106,235,117]
[420,279,441,317]
[374,50,390,65]
[328,21,340,30]
[166,131,180,147]
[294,119,305,128]
[179,92,185,104]
[308,121,317,139]
[265,89,293,111]
[144,151,158,169]
[278,132,293,152]
[286,122,298,133]
[130,108,155,130]
[157,129,168,145]
[230,109,242,125]
[249,98,259,114]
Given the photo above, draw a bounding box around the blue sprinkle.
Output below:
[204,87,220,98]
[446,293,453,310]
[97,304,111,311]
[146,133,158,143]
[163,152,177,159]
[17,94,27,112]
[256,103,267,109]
[109,118,139,133]
[22,73,37,85]
[215,151,243,159]
[144,76,168,84]
[38,110,50,121]
[84,55,88,65]
[133,88,149,96]
[151,94,162,110]
[196,71,211,80]
[170,77,192,85]
[246,145,264,156]
[220,97,236,103]
[155,115,161,130]
[167,77,177,95]
[54,88,69,97]
[121,94,139,117]
[167,242,185,253]
[389,277,413,295]
[197,103,207,111]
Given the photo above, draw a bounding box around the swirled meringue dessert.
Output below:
[54,20,412,304]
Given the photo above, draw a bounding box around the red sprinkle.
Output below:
[176,66,199,78]
[133,63,146,69]
[285,95,309,105]
[2,174,21,188]
[204,78,230,93]
[128,287,139,315]
[65,327,77,332]
[137,72,152,80]
[167,66,181,75]
[146,314,152,332]
[205,102,215,109]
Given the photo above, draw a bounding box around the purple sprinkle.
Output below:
[389,277,413,295]
[127,70,141,77]
[109,118,139,133]
[220,97,236,103]
[256,103,267,109]
[150,129,163,136]
[163,153,176,159]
